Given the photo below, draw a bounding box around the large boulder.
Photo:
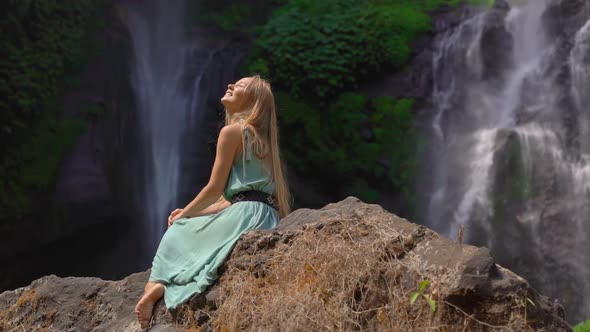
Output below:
[0,198,571,331]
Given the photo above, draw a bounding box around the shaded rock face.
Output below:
[0,10,140,293]
[0,198,571,331]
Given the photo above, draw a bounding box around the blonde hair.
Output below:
[224,75,292,218]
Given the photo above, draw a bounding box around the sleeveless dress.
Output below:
[149,127,279,309]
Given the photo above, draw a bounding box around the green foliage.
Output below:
[0,1,106,140]
[241,0,461,209]
[468,0,495,6]
[0,116,86,218]
[209,4,253,32]
[410,280,437,313]
[277,92,418,203]
[0,1,109,221]
[248,58,270,78]
[491,135,532,230]
[190,0,287,32]
[20,118,86,190]
[250,0,448,100]
[575,319,590,332]
[349,179,379,203]
[82,103,106,118]
[371,97,417,198]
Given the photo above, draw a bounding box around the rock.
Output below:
[0,198,572,331]
[479,4,513,82]
[544,0,590,42]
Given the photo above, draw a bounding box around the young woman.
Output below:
[134,75,291,328]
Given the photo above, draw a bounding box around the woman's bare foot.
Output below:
[134,282,165,329]
[134,297,154,329]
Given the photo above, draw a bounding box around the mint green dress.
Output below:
[149,128,279,309]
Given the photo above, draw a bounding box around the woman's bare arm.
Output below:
[190,196,231,217]
[175,124,242,219]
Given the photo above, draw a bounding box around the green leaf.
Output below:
[423,294,437,313]
[409,292,420,305]
[418,280,430,292]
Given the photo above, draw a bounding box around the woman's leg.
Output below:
[134,281,165,328]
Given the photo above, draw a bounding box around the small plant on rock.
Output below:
[410,280,437,313]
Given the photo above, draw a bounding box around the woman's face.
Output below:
[221,77,252,113]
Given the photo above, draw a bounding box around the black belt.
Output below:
[231,190,278,210]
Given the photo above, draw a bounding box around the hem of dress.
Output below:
[148,277,168,286]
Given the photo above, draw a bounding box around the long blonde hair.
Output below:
[224,75,292,218]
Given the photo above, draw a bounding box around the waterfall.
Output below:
[119,0,245,261]
[571,20,590,152]
[122,0,190,258]
[421,0,590,322]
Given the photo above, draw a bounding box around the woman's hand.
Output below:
[167,208,185,227]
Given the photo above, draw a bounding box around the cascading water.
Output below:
[122,0,190,259]
[572,20,590,150]
[119,0,245,262]
[421,0,590,322]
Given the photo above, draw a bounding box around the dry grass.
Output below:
[14,289,41,312]
[42,308,57,325]
[0,319,9,332]
[204,216,520,332]
[189,215,540,332]
[173,305,205,332]
[0,288,43,331]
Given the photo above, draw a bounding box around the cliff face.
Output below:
[0,198,571,332]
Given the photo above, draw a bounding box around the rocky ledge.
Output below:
[0,198,572,331]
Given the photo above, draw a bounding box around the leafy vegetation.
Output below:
[250,0,433,100]
[276,92,417,203]
[472,0,495,6]
[0,1,109,221]
[410,280,437,313]
[190,0,287,32]
[575,319,590,332]
[241,0,459,208]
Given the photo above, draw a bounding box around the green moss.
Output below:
[469,0,495,6]
[575,319,590,332]
[373,97,418,195]
[190,0,287,32]
[350,179,379,202]
[20,117,87,191]
[276,91,418,205]
[82,103,106,118]
[0,1,110,221]
[210,4,252,31]
[0,116,87,219]
[249,0,465,100]
[489,134,534,239]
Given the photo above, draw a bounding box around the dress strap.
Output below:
[242,125,252,161]
[239,122,252,179]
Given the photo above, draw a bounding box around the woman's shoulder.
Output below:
[221,123,243,135]
[219,123,244,143]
